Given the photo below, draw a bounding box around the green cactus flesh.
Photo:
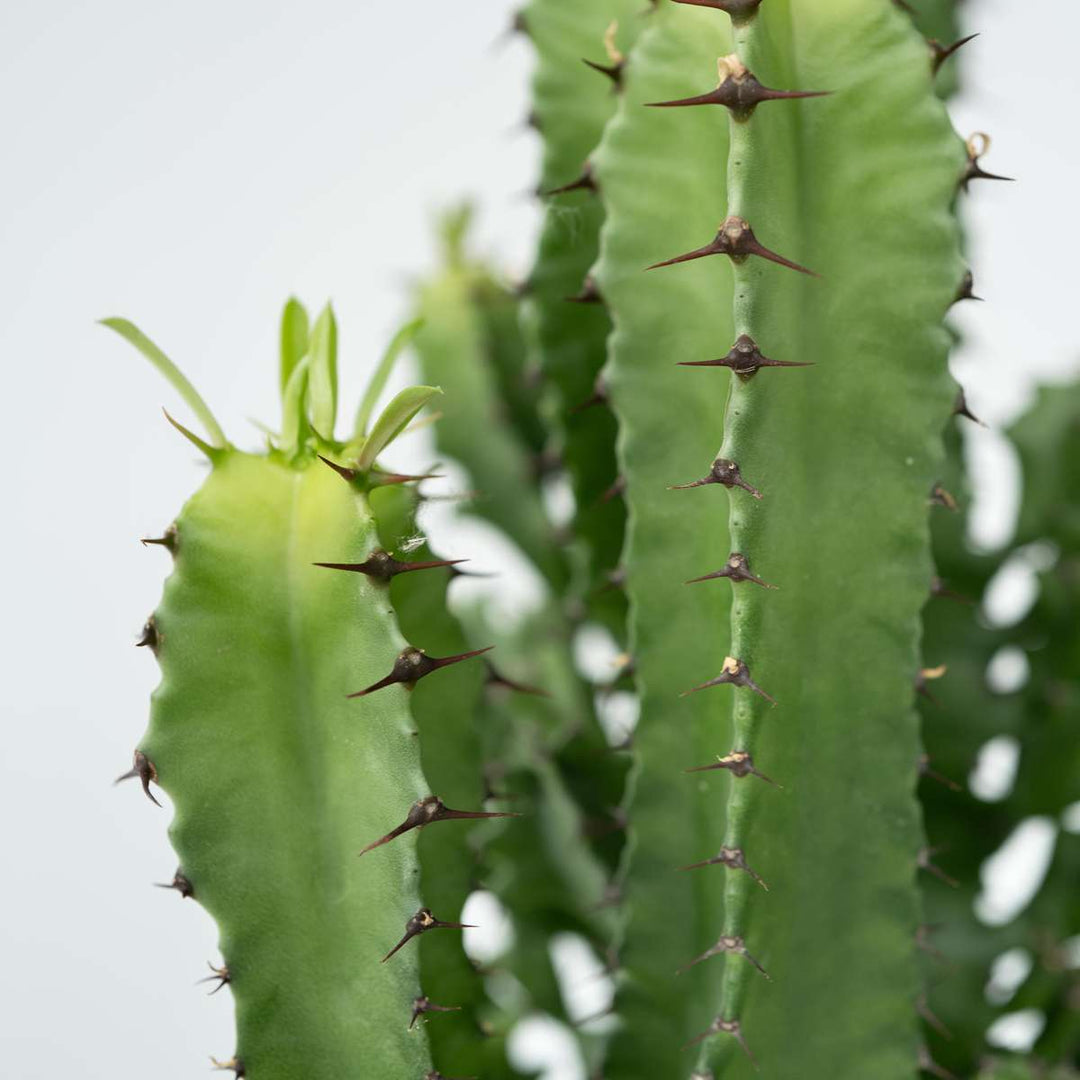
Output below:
[107,308,476,1079]
[594,1,965,1075]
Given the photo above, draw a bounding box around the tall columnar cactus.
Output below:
[108,307,512,1079]
[593,1,966,1075]
[920,388,1080,1078]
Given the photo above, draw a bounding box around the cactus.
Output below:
[108,306,495,1079]
[111,2,1080,1078]
[919,386,1080,1077]
[592,0,965,1075]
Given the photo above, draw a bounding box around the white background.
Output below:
[0,0,1076,1076]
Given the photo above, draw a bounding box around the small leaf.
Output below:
[101,317,227,448]
[307,303,338,439]
[353,318,425,439]
[357,385,442,472]
[279,298,310,400]
[280,356,311,457]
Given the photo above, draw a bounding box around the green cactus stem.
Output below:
[107,305,488,1079]
[594,0,965,1075]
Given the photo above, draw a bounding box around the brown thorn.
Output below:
[485,660,550,698]
[930,576,972,605]
[685,749,779,788]
[678,845,769,890]
[648,216,818,277]
[669,456,762,499]
[425,1072,479,1080]
[961,132,1014,191]
[929,484,958,511]
[382,908,475,963]
[670,0,763,22]
[918,846,959,889]
[916,993,953,1040]
[115,750,161,807]
[953,270,983,303]
[347,645,494,698]
[582,57,623,87]
[685,551,775,589]
[681,656,776,705]
[197,962,231,996]
[918,753,963,793]
[918,1045,958,1080]
[154,869,194,899]
[317,453,358,483]
[544,162,598,197]
[599,475,627,504]
[313,549,467,582]
[953,388,986,427]
[135,616,159,653]
[360,794,519,856]
[571,375,608,414]
[930,33,979,75]
[679,333,812,379]
[368,469,443,488]
[677,935,771,980]
[565,275,605,305]
[915,924,948,964]
[140,524,177,552]
[410,995,462,1029]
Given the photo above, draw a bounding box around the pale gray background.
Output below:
[1,1,1076,1077]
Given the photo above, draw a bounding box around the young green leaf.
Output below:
[353,318,425,439]
[307,303,338,439]
[101,317,227,448]
[280,355,311,457]
[279,297,310,400]
[356,385,441,472]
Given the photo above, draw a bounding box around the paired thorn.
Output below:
[140,524,178,552]
[155,869,194,899]
[544,162,598,197]
[409,995,462,1029]
[686,552,775,589]
[210,1058,244,1077]
[115,750,161,807]
[677,934,771,979]
[360,795,519,856]
[648,215,819,277]
[679,333,812,379]
[485,660,550,698]
[685,750,778,787]
[670,0,763,24]
[348,645,493,698]
[916,993,953,1040]
[930,33,978,75]
[313,549,466,582]
[670,456,762,499]
[953,270,983,303]
[961,132,1014,191]
[682,656,776,705]
[647,54,828,120]
[683,1016,757,1068]
[382,908,474,963]
[198,962,231,995]
[953,388,986,427]
[582,21,625,89]
[135,616,159,653]
[918,753,962,793]
[679,845,768,890]
[918,846,959,888]
[565,275,604,305]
